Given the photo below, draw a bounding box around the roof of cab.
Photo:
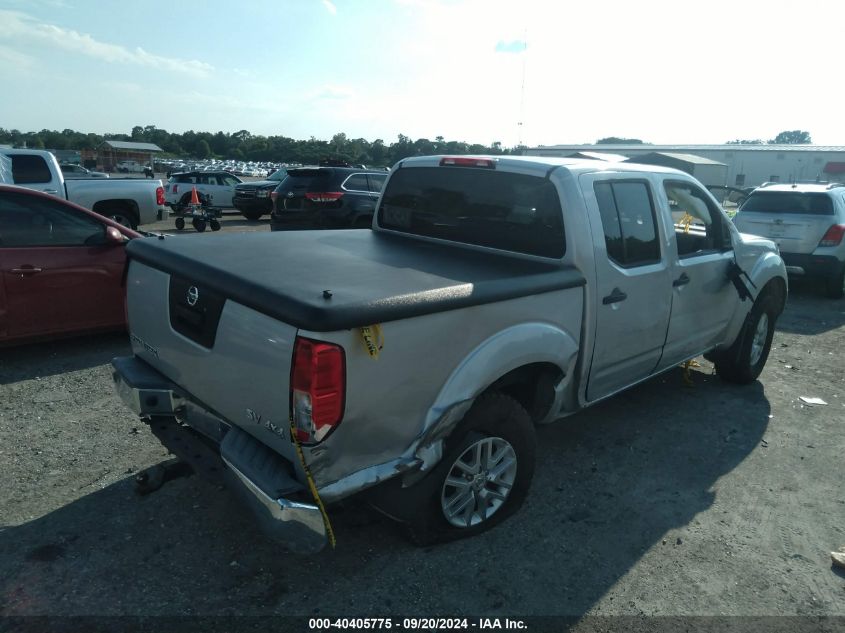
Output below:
[397,154,691,178]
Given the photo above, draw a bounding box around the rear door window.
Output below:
[594,180,660,266]
[739,191,834,215]
[10,155,53,184]
[342,174,369,192]
[378,166,565,258]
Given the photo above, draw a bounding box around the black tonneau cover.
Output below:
[127,230,585,331]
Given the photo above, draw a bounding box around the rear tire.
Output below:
[397,392,535,546]
[824,267,845,299]
[209,219,221,231]
[715,294,777,384]
[105,209,138,230]
[174,217,185,230]
[192,217,207,232]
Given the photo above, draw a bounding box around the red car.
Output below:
[0,185,140,346]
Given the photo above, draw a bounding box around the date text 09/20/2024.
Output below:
[308,618,527,630]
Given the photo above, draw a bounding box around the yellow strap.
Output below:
[289,417,336,548]
[359,324,384,359]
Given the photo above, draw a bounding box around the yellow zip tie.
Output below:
[359,324,384,359]
[681,359,701,387]
[680,212,694,234]
[290,417,336,549]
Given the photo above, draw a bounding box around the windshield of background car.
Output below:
[279,169,333,192]
[268,169,287,181]
[377,166,565,258]
[739,191,834,215]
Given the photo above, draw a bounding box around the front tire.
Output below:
[399,392,535,545]
[192,217,207,232]
[174,217,185,230]
[715,294,777,384]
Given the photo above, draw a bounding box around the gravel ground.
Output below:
[1,268,844,625]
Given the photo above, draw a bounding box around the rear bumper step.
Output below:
[111,355,327,553]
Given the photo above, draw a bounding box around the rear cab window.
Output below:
[377,166,565,258]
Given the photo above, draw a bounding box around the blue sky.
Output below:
[1,0,843,148]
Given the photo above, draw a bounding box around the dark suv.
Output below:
[232,168,288,221]
[270,166,387,230]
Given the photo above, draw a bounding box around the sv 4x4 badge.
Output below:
[246,408,287,440]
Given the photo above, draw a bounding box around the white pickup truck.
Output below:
[112,155,787,552]
[1,149,166,228]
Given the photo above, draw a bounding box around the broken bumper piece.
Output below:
[111,355,327,553]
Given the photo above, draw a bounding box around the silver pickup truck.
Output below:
[1,149,166,228]
[112,155,787,552]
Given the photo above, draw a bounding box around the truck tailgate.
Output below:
[127,261,298,461]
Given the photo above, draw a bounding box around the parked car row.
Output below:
[164,161,390,228]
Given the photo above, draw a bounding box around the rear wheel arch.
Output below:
[93,199,139,229]
[485,362,565,424]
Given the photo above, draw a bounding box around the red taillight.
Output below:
[156,186,165,205]
[439,157,496,168]
[819,224,845,247]
[304,192,344,203]
[173,184,179,194]
[291,337,345,444]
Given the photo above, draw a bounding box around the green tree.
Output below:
[596,137,644,144]
[196,139,211,159]
[769,130,812,144]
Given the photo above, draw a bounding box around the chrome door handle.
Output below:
[42,189,58,195]
[11,267,43,276]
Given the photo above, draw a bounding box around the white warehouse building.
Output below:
[522,144,845,188]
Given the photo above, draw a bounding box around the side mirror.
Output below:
[106,226,125,245]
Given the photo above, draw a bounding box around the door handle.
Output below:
[673,272,691,287]
[11,267,43,276]
[42,189,58,195]
[602,287,628,305]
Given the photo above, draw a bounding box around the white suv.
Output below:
[734,182,845,298]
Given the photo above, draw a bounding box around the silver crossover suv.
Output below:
[734,182,845,298]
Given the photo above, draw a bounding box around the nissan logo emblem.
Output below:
[187,286,199,306]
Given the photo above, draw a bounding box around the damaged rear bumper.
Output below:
[111,355,327,553]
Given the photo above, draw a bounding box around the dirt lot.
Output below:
[1,259,844,625]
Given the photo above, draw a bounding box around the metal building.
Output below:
[523,144,845,188]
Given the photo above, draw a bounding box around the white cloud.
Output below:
[0,10,213,77]
[322,0,337,15]
[0,44,37,70]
